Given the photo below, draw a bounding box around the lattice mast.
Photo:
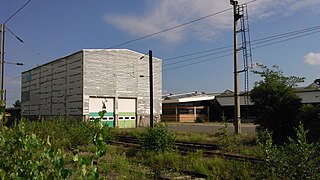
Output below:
[238,5,253,107]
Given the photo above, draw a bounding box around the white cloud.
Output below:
[104,0,319,43]
[304,52,320,65]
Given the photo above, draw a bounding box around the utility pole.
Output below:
[149,50,154,128]
[0,23,5,101]
[0,0,31,102]
[230,0,242,134]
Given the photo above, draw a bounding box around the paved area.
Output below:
[164,122,257,134]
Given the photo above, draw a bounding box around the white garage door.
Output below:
[89,97,114,127]
[118,98,136,128]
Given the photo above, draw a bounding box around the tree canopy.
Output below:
[250,64,305,144]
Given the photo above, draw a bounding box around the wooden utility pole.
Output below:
[149,50,154,128]
[230,0,241,134]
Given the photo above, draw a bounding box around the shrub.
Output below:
[216,123,239,152]
[139,124,176,152]
[256,123,320,179]
[194,114,207,123]
[0,122,71,179]
[23,117,113,149]
[250,64,304,144]
[298,104,320,142]
[0,119,110,179]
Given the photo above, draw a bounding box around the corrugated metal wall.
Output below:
[82,49,162,125]
[21,51,83,116]
[21,49,162,124]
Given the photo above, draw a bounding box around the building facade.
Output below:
[162,83,320,123]
[162,92,222,122]
[21,49,162,128]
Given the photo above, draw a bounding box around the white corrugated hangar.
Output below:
[21,49,162,128]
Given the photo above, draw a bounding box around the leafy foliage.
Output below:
[298,104,320,142]
[250,64,304,144]
[0,122,71,179]
[139,124,176,152]
[216,123,239,152]
[256,123,320,179]
[194,114,207,123]
[0,118,111,179]
[24,117,113,149]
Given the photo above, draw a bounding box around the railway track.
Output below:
[111,135,262,163]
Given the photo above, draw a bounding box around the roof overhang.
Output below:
[163,96,215,104]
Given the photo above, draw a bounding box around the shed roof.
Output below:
[163,91,218,104]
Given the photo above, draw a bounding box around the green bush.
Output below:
[194,114,207,123]
[139,124,176,152]
[23,117,113,149]
[0,119,110,179]
[298,104,320,142]
[256,123,320,179]
[216,123,239,152]
[0,122,71,179]
[250,64,304,144]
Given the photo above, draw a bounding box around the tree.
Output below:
[13,100,21,107]
[250,64,305,144]
[298,104,320,142]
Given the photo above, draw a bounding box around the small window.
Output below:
[125,117,129,120]
[109,117,114,120]
[119,117,124,120]
[102,118,108,120]
[130,117,135,120]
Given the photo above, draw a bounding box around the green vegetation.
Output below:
[138,123,176,152]
[256,123,320,179]
[194,114,207,123]
[216,123,239,153]
[250,64,320,145]
[250,64,305,144]
[1,117,320,179]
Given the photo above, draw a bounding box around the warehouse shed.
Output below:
[162,92,222,122]
[21,49,162,128]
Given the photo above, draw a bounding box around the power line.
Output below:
[163,25,320,61]
[4,0,32,23]
[163,53,232,71]
[163,48,232,66]
[5,75,21,84]
[164,45,233,61]
[81,0,259,54]
[163,28,320,71]
[252,30,320,50]
[251,25,320,45]
[107,8,232,49]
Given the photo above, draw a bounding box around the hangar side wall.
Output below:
[21,51,84,117]
[82,49,162,125]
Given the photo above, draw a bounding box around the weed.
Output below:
[216,123,239,153]
[194,114,207,123]
[256,122,320,179]
[139,124,176,152]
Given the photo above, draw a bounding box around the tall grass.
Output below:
[2,117,318,179]
[23,117,113,149]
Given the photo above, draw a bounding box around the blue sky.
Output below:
[1,0,319,107]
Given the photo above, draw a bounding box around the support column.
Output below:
[230,0,241,134]
[0,23,5,101]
